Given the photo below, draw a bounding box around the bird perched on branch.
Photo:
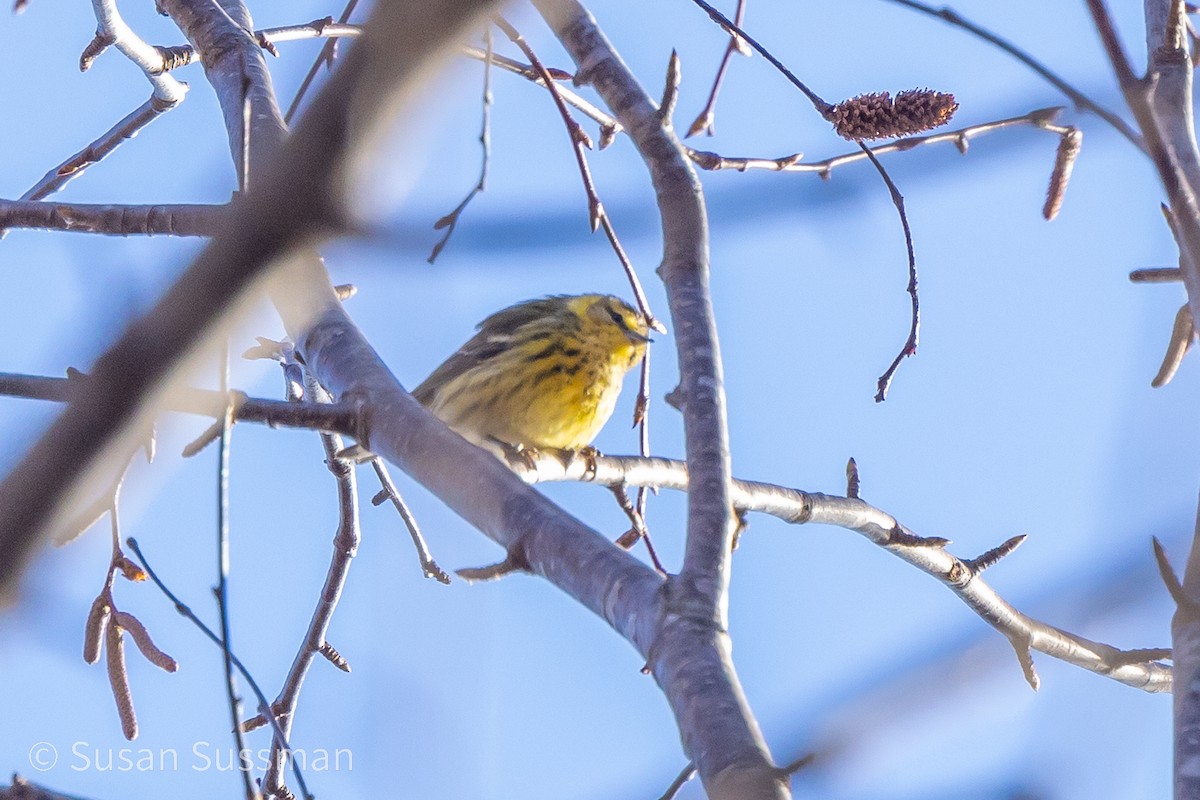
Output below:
[413,294,656,452]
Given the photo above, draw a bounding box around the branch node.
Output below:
[1008,631,1041,690]
[455,551,529,582]
[155,44,195,71]
[845,457,860,499]
[963,534,1027,574]
[657,49,682,125]
[319,641,351,672]
[1153,536,1200,619]
[1130,267,1183,283]
[79,29,116,72]
[887,525,950,549]
[256,30,280,58]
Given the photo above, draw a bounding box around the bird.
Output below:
[413,294,654,452]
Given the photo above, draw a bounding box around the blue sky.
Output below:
[0,1,1185,798]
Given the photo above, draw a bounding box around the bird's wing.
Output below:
[411,297,567,405]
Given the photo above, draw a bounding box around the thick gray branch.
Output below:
[536,3,783,798]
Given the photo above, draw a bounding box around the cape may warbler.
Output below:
[413,294,653,450]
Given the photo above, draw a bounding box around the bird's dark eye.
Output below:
[608,307,626,328]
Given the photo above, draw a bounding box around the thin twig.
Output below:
[633,345,659,570]
[285,0,360,124]
[657,763,697,800]
[883,0,1143,150]
[687,0,749,137]
[213,349,253,800]
[688,107,1068,176]
[429,29,493,264]
[0,97,178,237]
[685,0,923,398]
[504,448,1172,693]
[262,376,361,796]
[860,144,919,402]
[686,0,831,114]
[127,537,312,798]
[85,0,187,103]
[1130,267,1183,282]
[370,459,450,583]
[493,15,660,329]
[156,18,363,70]
[461,46,622,143]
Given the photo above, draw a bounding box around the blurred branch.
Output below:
[510,449,1173,693]
[0,776,95,800]
[0,0,504,595]
[0,199,223,236]
[0,371,358,436]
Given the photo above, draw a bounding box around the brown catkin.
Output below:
[828,89,959,141]
[1043,128,1083,221]
[106,624,138,740]
[83,595,111,665]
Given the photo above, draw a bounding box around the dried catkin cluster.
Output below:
[827,89,959,140]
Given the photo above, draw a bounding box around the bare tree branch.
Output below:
[262,380,361,797]
[0,0,506,596]
[0,199,223,236]
[3,96,177,215]
[0,371,358,436]
[156,17,363,70]
[687,107,1067,176]
[461,44,623,141]
[84,0,187,103]
[536,3,783,798]
[126,537,311,798]
[1082,5,1200,789]
[509,450,1173,693]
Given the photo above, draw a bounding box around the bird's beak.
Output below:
[626,329,654,344]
